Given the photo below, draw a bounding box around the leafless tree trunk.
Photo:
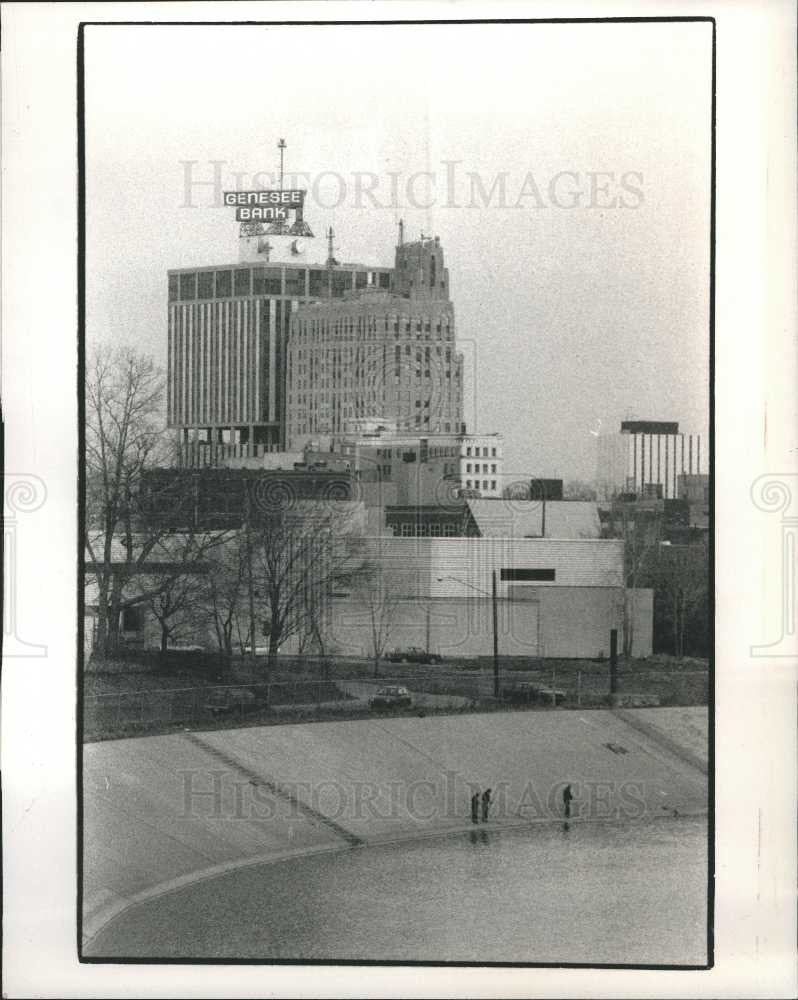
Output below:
[85,344,165,656]
[250,501,369,678]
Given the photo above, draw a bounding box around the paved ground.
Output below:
[83,706,708,945]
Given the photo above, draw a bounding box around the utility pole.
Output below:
[609,628,618,698]
[425,603,431,655]
[244,478,257,672]
[492,569,499,698]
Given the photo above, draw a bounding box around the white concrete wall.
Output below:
[328,595,541,658]
[328,586,653,661]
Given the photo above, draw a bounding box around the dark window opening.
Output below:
[197,271,214,299]
[234,269,251,296]
[500,568,556,582]
[179,273,196,301]
[215,270,232,297]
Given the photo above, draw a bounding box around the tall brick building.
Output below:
[286,236,464,449]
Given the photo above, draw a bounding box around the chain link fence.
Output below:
[83,665,708,741]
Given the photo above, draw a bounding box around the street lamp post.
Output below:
[437,572,501,699]
[491,569,499,698]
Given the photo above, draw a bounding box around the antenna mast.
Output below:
[326,226,338,266]
[277,138,286,190]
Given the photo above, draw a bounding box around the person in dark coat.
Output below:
[481,788,492,823]
[470,790,480,824]
[562,783,573,819]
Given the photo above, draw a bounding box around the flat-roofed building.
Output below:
[326,536,652,660]
[596,420,705,500]
[167,259,392,453]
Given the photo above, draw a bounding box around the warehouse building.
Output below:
[327,535,652,660]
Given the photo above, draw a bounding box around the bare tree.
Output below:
[602,502,661,657]
[198,536,248,657]
[251,501,369,676]
[85,343,229,657]
[362,570,404,678]
[85,344,167,655]
[144,566,206,653]
[652,543,708,659]
[564,479,598,501]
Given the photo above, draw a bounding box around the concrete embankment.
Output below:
[83,706,708,944]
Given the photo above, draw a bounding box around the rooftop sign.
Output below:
[224,189,308,225]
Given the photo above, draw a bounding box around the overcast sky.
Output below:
[85,20,712,482]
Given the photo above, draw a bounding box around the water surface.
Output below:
[88,816,708,965]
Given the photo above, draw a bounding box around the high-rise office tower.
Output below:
[166,185,391,453]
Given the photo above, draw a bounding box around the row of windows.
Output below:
[169,268,391,303]
[465,479,498,491]
[375,445,458,458]
[392,523,460,537]
[466,463,498,474]
[465,445,498,457]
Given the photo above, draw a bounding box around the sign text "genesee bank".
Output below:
[223,189,305,206]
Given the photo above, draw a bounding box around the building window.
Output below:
[253,266,281,295]
[500,568,556,582]
[491,480,497,490]
[308,270,327,296]
[197,271,214,299]
[401,523,413,537]
[179,272,197,301]
[492,447,497,457]
[466,447,472,456]
[234,269,251,296]
[284,269,306,296]
[466,463,471,473]
[331,271,353,297]
[483,480,488,490]
[215,270,232,297]
[491,464,497,474]
[168,274,179,302]
[355,271,367,289]
[466,480,472,489]
[378,272,391,289]
[443,524,457,536]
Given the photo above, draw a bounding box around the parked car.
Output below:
[204,686,263,718]
[369,685,413,710]
[502,682,566,706]
[386,647,442,664]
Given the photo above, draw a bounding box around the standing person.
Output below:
[470,790,480,824]
[481,788,492,823]
[562,783,573,819]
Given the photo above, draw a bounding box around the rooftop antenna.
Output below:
[277,138,286,190]
[326,226,338,266]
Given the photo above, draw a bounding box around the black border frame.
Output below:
[76,15,716,971]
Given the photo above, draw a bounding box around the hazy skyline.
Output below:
[85,20,712,482]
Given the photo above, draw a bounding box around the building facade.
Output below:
[166,258,392,452]
[596,420,705,500]
[458,433,503,497]
[286,237,464,449]
[326,536,652,659]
